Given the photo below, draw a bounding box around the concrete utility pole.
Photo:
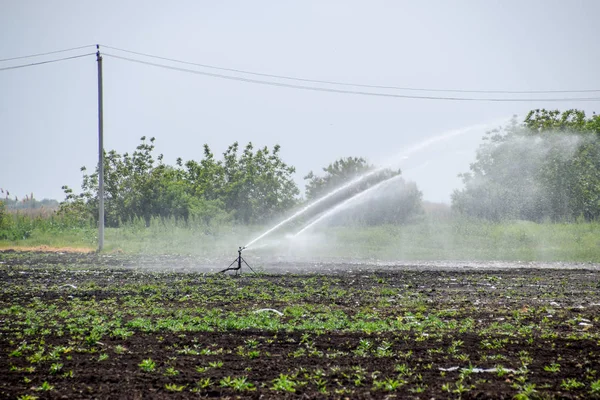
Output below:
[96,45,104,251]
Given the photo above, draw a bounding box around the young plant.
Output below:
[164,383,185,392]
[49,363,63,374]
[561,378,585,391]
[271,374,297,392]
[196,377,212,389]
[231,376,255,392]
[394,363,411,377]
[164,366,179,376]
[590,379,600,396]
[34,381,54,392]
[514,383,537,400]
[543,363,560,373]
[139,358,156,372]
[373,377,405,392]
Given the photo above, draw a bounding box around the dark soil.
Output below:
[1,251,599,399]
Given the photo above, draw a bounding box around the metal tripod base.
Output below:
[220,256,256,275]
[220,246,256,275]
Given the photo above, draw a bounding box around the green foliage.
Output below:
[0,200,7,231]
[590,379,600,396]
[452,109,600,221]
[271,374,297,392]
[61,137,299,227]
[304,156,423,225]
[138,358,156,372]
[0,199,94,243]
[561,378,585,391]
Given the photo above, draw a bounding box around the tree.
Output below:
[452,109,600,221]
[304,157,422,225]
[304,157,373,200]
[61,138,300,227]
[218,142,299,223]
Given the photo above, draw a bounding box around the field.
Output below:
[1,251,600,399]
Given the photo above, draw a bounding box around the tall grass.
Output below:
[1,207,599,262]
[321,217,600,262]
[0,208,96,248]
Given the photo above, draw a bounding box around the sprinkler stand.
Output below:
[220,246,256,275]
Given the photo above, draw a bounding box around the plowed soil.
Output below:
[1,251,599,399]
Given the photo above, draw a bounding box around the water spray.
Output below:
[294,173,404,237]
[243,120,508,249]
[221,246,256,275]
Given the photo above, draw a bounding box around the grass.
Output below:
[1,211,599,261]
[327,218,600,261]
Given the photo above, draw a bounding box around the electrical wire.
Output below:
[2,43,598,101]
[0,53,95,71]
[103,53,600,102]
[0,45,96,62]
[101,44,600,95]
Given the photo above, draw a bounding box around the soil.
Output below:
[0,246,95,253]
[1,251,599,399]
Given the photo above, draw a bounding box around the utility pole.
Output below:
[96,45,104,251]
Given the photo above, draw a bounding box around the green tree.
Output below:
[61,138,299,227]
[452,109,600,221]
[218,142,299,223]
[0,200,7,231]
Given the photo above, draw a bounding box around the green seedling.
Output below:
[139,358,156,372]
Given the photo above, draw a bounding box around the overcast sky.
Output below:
[1,1,599,203]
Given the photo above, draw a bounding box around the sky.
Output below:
[1,1,599,204]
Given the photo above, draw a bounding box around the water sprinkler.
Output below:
[220,246,256,275]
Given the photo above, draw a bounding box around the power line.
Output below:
[0,45,95,62]
[103,53,600,102]
[0,53,95,72]
[101,44,600,95]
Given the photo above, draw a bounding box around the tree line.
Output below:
[58,108,599,228]
[60,138,421,228]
